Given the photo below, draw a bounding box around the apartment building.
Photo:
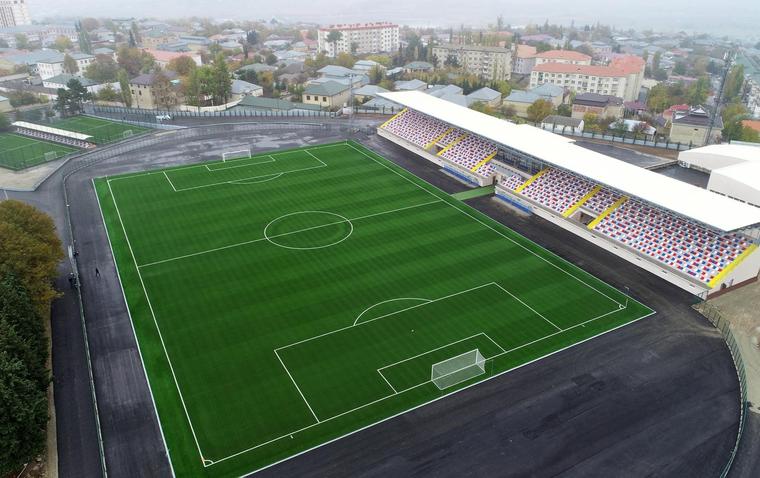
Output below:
[317,22,399,57]
[431,43,512,81]
[0,0,30,28]
[37,52,95,80]
[529,55,645,102]
[512,44,537,75]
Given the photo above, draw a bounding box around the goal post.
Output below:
[431,349,486,390]
[44,151,57,162]
[222,149,252,162]
[122,129,134,139]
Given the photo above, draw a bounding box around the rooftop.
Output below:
[466,86,501,102]
[304,80,350,96]
[532,63,626,77]
[534,50,592,61]
[378,90,760,231]
[573,93,623,106]
[44,74,98,87]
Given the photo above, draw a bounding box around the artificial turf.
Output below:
[49,115,149,143]
[0,133,77,170]
[94,141,653,477]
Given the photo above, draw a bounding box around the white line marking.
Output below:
[211,306,653,468]
[139,199,441,268]
[353,297,431,326]
[106,179,207,463]
[226,173,283,185]
[172,162,327,192]
[274,349,321,423]
[163,172,177,192]
[263,210,353,250]
[377,369,398,393]
[492,283,562,331]
[206,156,274,171]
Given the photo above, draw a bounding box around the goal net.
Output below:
[431,349,486,390]
[222,149,251,162]
[122,130,134,139]
[44,151,57,162]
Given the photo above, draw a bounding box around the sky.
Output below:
[28,0,760,40]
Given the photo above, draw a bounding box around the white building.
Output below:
[37,53,95,80]
[0,0,31,28]
[317,22,399,57]
[431,44,512,81]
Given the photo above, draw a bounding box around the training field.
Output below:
[51,115,148,143]
[0,133,77,170]
[95,141,653,477]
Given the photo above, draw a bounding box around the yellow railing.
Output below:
[708,244,759,288]
[563,185,602,218]
[470,150,498,172]
[379,108,407,129]
[426,127,454,150]
[514,168,549,193]
[587,196,628,230]
[437,133,468,156]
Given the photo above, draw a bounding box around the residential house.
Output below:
[141,30,179,49]
[142,48,202,68]
[129,71,179,109]
[530,83,566,107]
[669,106,722,146]
[466,86,502,107]
[352,84,388,102]
[353,59,384,75]
[431,43,512,81]
[394,79,427,91]
[426,84,467,106]
[541,115,584,134]
[230,79,263,101]
[402,61,434,73]
[303,80,351,110]
[571,93,624,120]
[503,84,564,117]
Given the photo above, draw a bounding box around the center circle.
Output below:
[263,211,354,250]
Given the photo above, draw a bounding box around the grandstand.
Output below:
[377,91,760,297]
[13,121,96,149]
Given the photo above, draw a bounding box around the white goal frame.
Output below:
[44,151,57,161]
[431,349,486,390]
[222,149,252,162]
[122,129,134,139]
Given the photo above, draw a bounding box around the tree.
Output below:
[724,65,745,102]
[526,99,554,123]
[0,201,63,317]
[211,54,232,105]
[97,84,120,102]
[686,77,710,105]
[80,17,99,32]
[117,47,151,76]
[62,54,79,75]
[237,68,258,84]
[245,30,258,45]
[350,42,359,54]
[76,21,93,54]
[326,30,342,57]
[265,53,277,65]
[14,34,29,50]
[84,55,119,83]
[557,103,572,117]
[151,71,177,109]
[54,79,91,116]
[672,62,687,76]
[117,69,132,107]
[335,52,355,68]
[496,14,504,32]
[721,102,748,141]
[0,112,10,132]
[167,56,197,77]
[130,21,141,46]
[53,36,72,52]
[444,54,460,68]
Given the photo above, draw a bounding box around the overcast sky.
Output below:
[28,0,760,40]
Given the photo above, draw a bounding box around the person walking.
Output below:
[95,267,100,278]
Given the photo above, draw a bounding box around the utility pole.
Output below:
[707,49,735,144]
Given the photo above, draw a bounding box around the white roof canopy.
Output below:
[379,91,760,232]
[13,121,93,141]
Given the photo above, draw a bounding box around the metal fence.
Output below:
[538,124,694,151]
[693,301,748,478]
[88,104,338,125]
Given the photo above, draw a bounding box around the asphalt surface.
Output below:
[9,121,751,478]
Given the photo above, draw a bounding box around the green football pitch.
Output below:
[50,115,149,143]
[94,141,653,477]
[0,133,77,170]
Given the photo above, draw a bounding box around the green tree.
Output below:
[211,53,232,105]
[117,69,132,107]
[721,102,748,141]
[76,21,93,54]
[0,200,63,318]
[80,17,99,32]
[0,112,10,132]
[686,77,710,105]
[557,103,572,117]
[672,62,687,75]
[14,34,29,50]
[53,35,73,52]
[526,99,554,123]
[97,84,120,102]
[724,64,745,102]
[326,30,342,56]
[265,53,277,65]
[85,55,119,83]
[335,52,355,68]
[167,56,197,77]
[151,71,177,109]
[62,54,79,75]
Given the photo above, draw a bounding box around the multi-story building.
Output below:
[0,0,30,28]
[431,43,512,81]
[512,44,537,75]
[129,71,179,109]
[529,55,645,102]
[670,106,723,146]
[317,22,399,57]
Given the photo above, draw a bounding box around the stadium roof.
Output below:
[378,91,760,232]
[13,121,92,141]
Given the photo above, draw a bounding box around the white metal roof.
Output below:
[13,121,93,141]
[379,91,760,232]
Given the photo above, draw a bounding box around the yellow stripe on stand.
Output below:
[379,108,408,129]
[426,127,454,150]
[470,150,498,172]
[587,196,628,230]
[514,168,549,193]
[708,243,759,288]
[436,133,468,156]
[563,185,602,218]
